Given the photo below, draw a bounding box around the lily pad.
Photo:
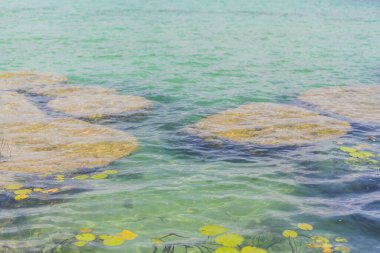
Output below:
[4,184,23,190]
[215,247,239,253]
[339,146,357,153]
[73,241,88,247]
[335,237,348,243]
[282,230,298,238]
[200,225,227,236]
[103,236,125,246]
[14,189,32,195]
[14,194,29,201]
[297,223,313,231]
[75,233,96,242]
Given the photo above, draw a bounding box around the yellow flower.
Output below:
[103,236,125,246]
[215,234,244,247]
[33,188,42,192]
[349,151,375,159]
[117,229,138,240]
[335,237,348,243]
[99,234,112,240]
[73,174,89,180]
[312,236,329,244]
[103,169,119,175]
[215,247,239,253]
[339,146,356,153]
[75,233,96,242]
[200,225,227,236]
[14,194,29,201]
[41,188,59,194]
[91,173,108,180]
[4,183,23,190]
[14,189,32,195]
[282,230,298,238]
[241,246,267,253]
[297,223,313,231]
[322,243,333,253]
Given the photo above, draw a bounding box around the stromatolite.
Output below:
[187,103,351,146]
[299,85,380,125]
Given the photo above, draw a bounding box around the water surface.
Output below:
[1,0,380,252]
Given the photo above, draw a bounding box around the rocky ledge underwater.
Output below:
[0,71,380,253]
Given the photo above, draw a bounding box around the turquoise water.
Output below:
[1,0,380,252]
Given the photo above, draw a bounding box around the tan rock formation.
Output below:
[188,103,350,146]
[299,86,380,125]
[0,71,67,90]
[0,92,138,175]
[47,91,152,119]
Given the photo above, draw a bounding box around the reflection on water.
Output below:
[1,0,380,252]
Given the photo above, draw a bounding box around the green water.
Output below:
[1,0,380,252]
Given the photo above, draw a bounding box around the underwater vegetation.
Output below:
[0,168,120,207]
[39,224,351,253]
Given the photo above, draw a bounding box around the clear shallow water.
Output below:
[1,0,380,252]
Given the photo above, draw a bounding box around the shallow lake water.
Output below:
[1,0,380,252]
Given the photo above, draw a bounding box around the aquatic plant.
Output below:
[1,182,62,202]
[339,145,379,168]
[149,223,350,253]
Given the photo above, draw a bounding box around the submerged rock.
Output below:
[0,92,138,175]
[0,71,67,90]
[47,90,152,119]
[27,84,116,97]
[187,103,350,147]
[298,86,380,125]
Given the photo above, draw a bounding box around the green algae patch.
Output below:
[0,92,138,176]
[188,103,350,147]
[47,89,152,119]
[0,71,67,90]
[299,85,380,125]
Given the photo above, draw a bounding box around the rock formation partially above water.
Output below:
[0,71,67,90]
[298,85,380,125]
[0,92,138,175]
[187,103,351,146]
